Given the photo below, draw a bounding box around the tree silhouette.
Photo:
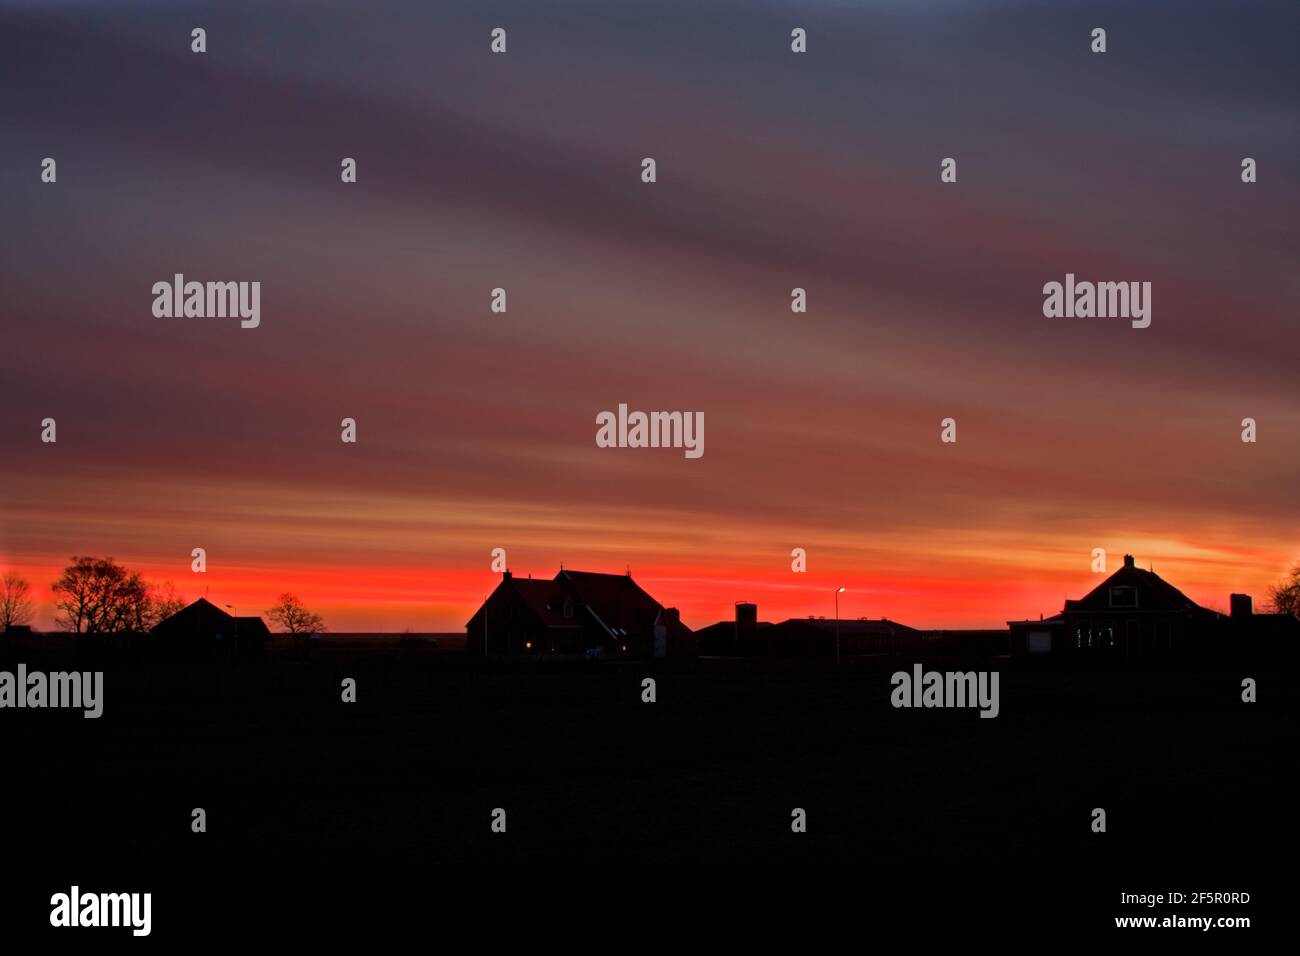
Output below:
[151,580,186,625]
[0,572,35,629]
[1268,566,1300,619]
[51,556,183,634]
[266,593,325,654]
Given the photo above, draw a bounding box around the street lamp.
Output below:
[834,587,846,665]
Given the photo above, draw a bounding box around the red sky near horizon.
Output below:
[2,4,1298,632]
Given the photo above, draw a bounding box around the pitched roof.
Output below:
[1067,560,1216,615]
[467,569,693,638]
[557,570,665,637]
[508,577,580,627]
[151,597,232,634]
[151,598,273,638]
[464,576,575,628]
[186,596,229,617]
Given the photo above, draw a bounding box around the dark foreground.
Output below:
[2,639,1291,941]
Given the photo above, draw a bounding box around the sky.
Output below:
[1,0,1298,632]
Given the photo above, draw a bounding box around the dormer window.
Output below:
[1109,586,1138,608]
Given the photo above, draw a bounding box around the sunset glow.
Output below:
[2,3,1297,633]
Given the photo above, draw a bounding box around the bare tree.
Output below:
[148,580,186,629]
[53,556,124,634]
[1268,565,1300,619]
[51,556,175,635]
[266,593,325,652]
[0,572,35,629]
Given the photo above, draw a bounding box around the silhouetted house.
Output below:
[914,629,1010,657]
[1225,592,1300,659]
[466,569,694,660]
[149,598,272,662]
[695,603,774,654]
[1009,554,1225,659]
[696,602,918,657]
[764,617,919,656]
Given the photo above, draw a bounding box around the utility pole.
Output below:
[834,586,846,665]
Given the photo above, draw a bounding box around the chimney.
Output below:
[735,602,757,644]
[502,570,512,580]
[1230,594,1252,619]
[1123,554,1135,569]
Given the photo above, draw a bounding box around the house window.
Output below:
[563,599,574,619]
[1109,586,1138,608]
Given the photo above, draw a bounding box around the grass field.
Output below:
[3,639,1289,936]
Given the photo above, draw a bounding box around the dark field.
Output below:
[3,639,1290,939]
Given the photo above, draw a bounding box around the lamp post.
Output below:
[834,586,846,665]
